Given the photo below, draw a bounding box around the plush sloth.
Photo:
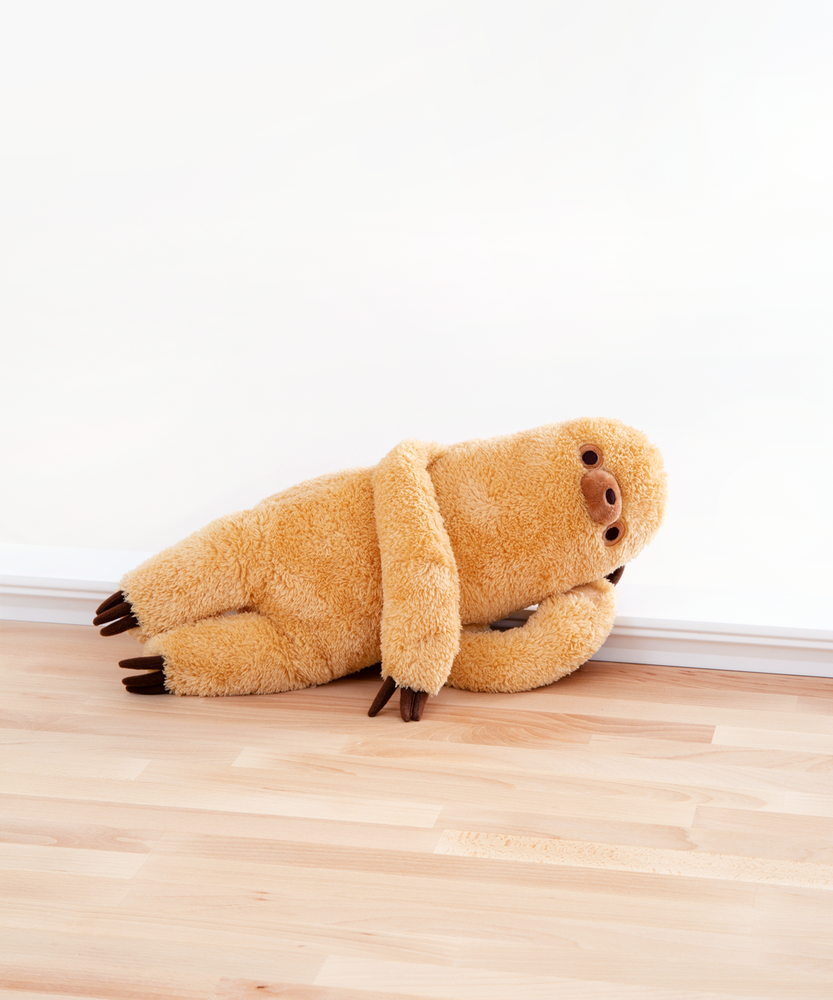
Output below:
[94,418,667,721]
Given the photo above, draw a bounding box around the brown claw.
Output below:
[125,683,168,695]
[119,656,165,671]
[93,601,132,626]
[368,678,429,721]
[100,615,139,636]
[122,669,166,689]
[399,686,429,722]
[399,687,414,721]
[368,676,396,717]
[119,656,168,695]
[96,591,125,616]
[95,592,138,636]
[410,690,429,722]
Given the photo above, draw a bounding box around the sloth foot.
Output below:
[368,676,429,722]
[120,655,168,695]
[94,591,139,635]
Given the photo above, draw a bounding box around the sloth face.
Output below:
[566,417,667,573]
[428,416,667,601]
[578,442,624,541]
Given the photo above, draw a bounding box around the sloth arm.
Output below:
[447,579,618,693]
[370,439,461,721]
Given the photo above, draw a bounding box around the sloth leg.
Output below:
[139,611,335,698]
[99,512,255,640]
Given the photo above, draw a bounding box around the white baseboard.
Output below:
[591,617,833,679]
[0,578,121,626]
[0,544,151,626]
[2,544,832,678]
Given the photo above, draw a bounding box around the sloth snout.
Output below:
[581,469,622,526]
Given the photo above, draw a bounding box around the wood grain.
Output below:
[434,829,833,889]
[2,620,833,998]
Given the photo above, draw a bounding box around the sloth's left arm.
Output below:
[369,438,460,721]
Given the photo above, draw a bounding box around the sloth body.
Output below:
[97,418,667,716]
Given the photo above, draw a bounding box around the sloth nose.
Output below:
[581,469,622,526]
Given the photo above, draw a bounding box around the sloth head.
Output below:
[432,416,667,595]
[549,416,668,584]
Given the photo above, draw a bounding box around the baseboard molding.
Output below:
[2,546,832,678]
[0,576,120,626]
[591,617,833,679]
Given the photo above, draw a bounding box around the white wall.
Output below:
[1,2,831,629]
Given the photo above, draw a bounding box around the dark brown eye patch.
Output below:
[579,444,603,469]
[604,520,625,546]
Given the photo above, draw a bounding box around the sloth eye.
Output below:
[604,521,625,546]
[580,445,603,469]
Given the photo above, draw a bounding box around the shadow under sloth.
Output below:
[95,417,667,721]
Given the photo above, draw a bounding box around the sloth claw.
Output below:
[368,676,429,721]
[94,592,138,636]
[118,656,169,695]
[96,591,125,616]
[99,615,139,636]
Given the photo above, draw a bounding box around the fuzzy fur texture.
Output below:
[119,418,667,698]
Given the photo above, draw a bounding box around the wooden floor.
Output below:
[2,621,833,1000]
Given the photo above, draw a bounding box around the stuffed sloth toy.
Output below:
[94,418,667,721]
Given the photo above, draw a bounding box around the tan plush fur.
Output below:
[119,418,667,698]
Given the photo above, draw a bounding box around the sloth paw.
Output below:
[119,655,168,695]
[94,591,139,636]
[368,676,429,721]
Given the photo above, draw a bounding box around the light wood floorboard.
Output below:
[2,620,832,999]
